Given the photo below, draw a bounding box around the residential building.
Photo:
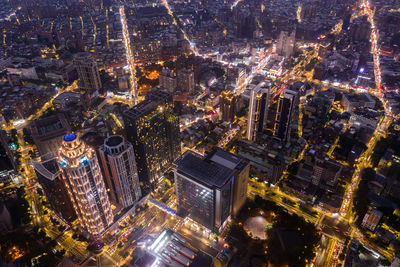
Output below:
[220,91,236,123]
[276,30,296,58]
[177,68,195,93]
[99,135,142,209]
[246,81,270,141]
[237,139,286,184]
[274,89,299,142]
[74,52,102,97]
[32,153,76,222]
[123,90,180,193]
[361,207,383,231]
[341,93,376,112]
[159,68,177,93]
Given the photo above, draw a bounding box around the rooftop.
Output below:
[123,90,172,120]
[207,148,248,171]
[63,133,77,142]
[105,135,123,147]
[175,150,234,188]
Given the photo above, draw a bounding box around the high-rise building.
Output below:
[246,82,270,141]
[123,90,180,193]
[275,30,296,58]
[177,68,195,93]
[273,89,299,142]
[30,114,70,156]
[32,153,76,222]
[220,91,236,123]
[159,68,177,93]
[99,135,141,209]
[58,133,113,237]
[74,52,102,97]
[174,149,249,232]
[208,148,249,218]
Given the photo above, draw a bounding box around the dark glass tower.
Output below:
[123,90,180,193]
[32,154,76,223]
[174,149,249,233]
[274,89,299,142]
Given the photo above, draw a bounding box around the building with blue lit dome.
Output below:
[58,133,113,237]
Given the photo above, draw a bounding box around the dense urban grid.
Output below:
[2,0,400,266]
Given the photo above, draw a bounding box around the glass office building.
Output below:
[174,151,237,233]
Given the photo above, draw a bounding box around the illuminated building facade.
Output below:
[246,81,270,141]
[174,149,249,232]
[32,153,76,222]
[220,91,236,123]
[58,133,113,237]
[99,135,141,209]
[123,90,180,193]
[74,52,102,97]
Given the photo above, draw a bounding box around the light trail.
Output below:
[79,16,84,36]
[161,0,198,56]
[339,1,392,222]
[2,29,6,46]
[388,8,400,13]
[231,0,243,10]
[234,46,274,94]
[350,9,366,23]
[161,0,230,64]
[0,10,16,22]
[362,0,382,92]
[106,24,110,48]
[330,20,343,35]
[106,9,110,48]
[120,5,138,105]
[297,5,302,23]
[90,15,97,45]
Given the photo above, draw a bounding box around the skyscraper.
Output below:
[208,148,249,217]
[220,91,236,123]
[177,68,195,93]
[99,135,141,209]
[274,89,299,142]
[123,90,180,193]
[58,133,113,237]
[74,52,102,97]
[275,30,296,58]
[174,149,249,232]
[246,81,270,141]
[32,153,76,223]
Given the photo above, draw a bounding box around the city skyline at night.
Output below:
[1,0,400,266]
